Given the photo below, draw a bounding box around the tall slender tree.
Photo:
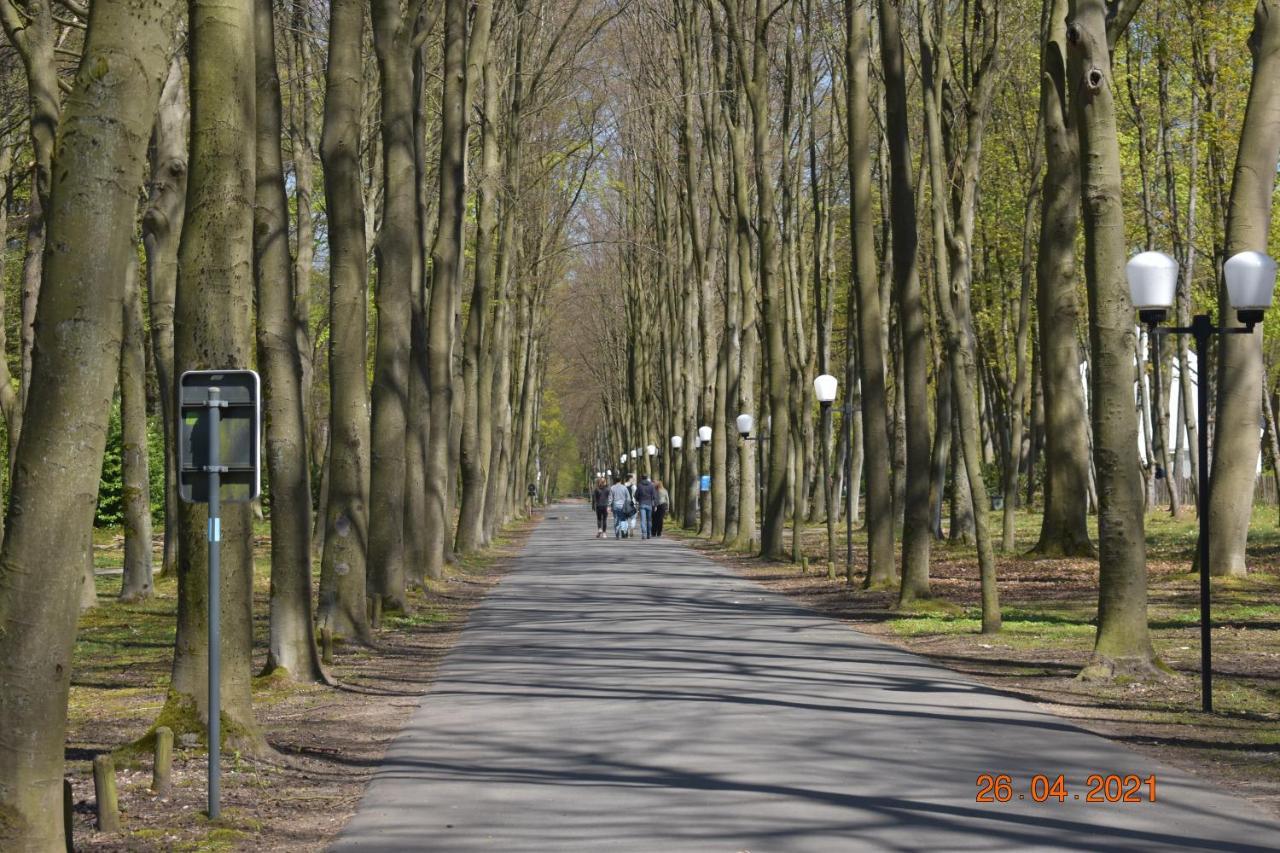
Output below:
[317,0,372,642]
[846,0,895,585]
[426,0,469,579]
[0,0,181,843]
[255,0,325,682]
[1206,0,1280,577]
[160,0,263,747]
[879,0,931,603]
[1032,0,1094,558]
[1069,0,1159,677]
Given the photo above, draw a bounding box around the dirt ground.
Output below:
[677,512,1280,820]
[67,515,536,852]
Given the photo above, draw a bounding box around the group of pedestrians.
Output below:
[592,473,669,539]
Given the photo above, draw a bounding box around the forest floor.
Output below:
[678,506,1280,819]
[66,513,537,852]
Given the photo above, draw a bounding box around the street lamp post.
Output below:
[697,425,712,533]
[1128,249,1276,714]
[736,413,768,547]
[814,375,838,576]
[670,435,683,521]
[844,400,853,580]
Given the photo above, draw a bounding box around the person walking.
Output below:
[592,477,611,538]
[609,475,633,539]
[653,479,670,537]
[635,475,658,539]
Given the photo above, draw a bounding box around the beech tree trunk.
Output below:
[921,0,1000,630]
[726,95,758,550]
[367,0,420,607]
[317,0,372,642]
[1068,0,1159,677]
[0,0,58,423]
[255,0,325,682]
[119,253,154,603]
[846,0,894,585]
[457,0,498,556]
[142,56,188,579]
[426,0,468,580]
[0,0,180,844]
[161,0,264,750]
[879,0,931,603]
[1207,0,1280,577]
[1032,0,1095,557]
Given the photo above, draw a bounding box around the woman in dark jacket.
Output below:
[592,477,611,538]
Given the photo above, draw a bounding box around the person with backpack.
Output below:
[609,475,633,539]
[635,475,658,539]
[592,477,611,538]
[653,479,670,537]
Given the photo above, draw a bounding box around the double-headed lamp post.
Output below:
[1127,249,1277,714]
[814,375,839,576]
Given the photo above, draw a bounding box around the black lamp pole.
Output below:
[698,441,705,531]
[844,401,853,579]
[758,433,767,534]
[1147,310,1257,714]
[820,400,835,575]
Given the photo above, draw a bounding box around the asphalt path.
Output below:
[335,502,1279,851]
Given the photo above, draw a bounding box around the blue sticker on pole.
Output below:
[208,518,221,543]
[700,475,711,492]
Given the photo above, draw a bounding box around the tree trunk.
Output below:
[405,14,432,567]
[426,0,468,580]
[143,56,188,579]
[1262,375,1280,525]
[727,100,757,550]
[0,0,58,424]
[119,253,154,603]
[846,0,894,586]
[317,0,372,642]
[0,0,180,843]
[255,0,325,682]
[1207,0,1280,577]
[367,0,421,608]
[929,360,952,537]
[457,0,498,556]
[161,0,265,751]
[1003,113,1043,553]
[880,0,931,604]
[0,147,17,546]
[920,0,1000,629]
[1032,0,1094,557]
[289,0,318,452]
[1067,0,1159,677]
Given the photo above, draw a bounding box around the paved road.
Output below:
[335,503,1279,851]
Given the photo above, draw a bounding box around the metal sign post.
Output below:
[207,387,222,819]
[178,370,260,819]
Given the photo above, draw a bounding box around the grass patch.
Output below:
[890,606,1097,645]
[383,609,449,629]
